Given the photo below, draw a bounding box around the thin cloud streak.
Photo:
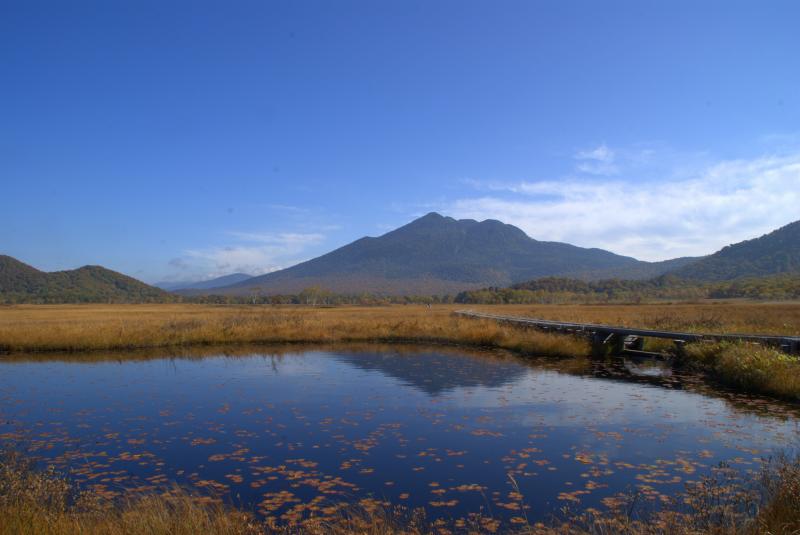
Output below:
[226,231,325,245]
[179,231,326,278]
[575,144,614,162]
[446,152,800,261]
[574,143,618,175]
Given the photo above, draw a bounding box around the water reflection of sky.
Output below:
[1,347,798,527]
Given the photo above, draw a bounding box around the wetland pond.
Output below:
[1,345,799,528]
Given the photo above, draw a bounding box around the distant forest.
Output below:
[3,274,800,305]
[173,273,800,305]
[454,274,800,304]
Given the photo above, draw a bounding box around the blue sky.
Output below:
[2,1,799,283]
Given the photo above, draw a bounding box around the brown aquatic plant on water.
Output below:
[2,448,800,535]
[531,458,800,535]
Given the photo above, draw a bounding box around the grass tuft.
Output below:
[682,342,800,402]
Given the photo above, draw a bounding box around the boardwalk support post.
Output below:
[673,339,687,360]
[591,331,611,357]
[610,334,627,355]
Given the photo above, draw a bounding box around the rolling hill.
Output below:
[667,220,800,281]
[0,255,171,303]
[199,212,698,296]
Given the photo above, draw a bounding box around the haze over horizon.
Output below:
[3,1,799,283]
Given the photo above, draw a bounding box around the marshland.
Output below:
[1,303,799,534]
[7,1,800,532]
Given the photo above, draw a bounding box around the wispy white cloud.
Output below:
[176,231,325,278]
[576,144,614,162]
[574,143,618,175]
[446,149,800,261]
[225,231,325,245]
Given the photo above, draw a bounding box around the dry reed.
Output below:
[682,342,800,402]
[0,304,589,358]
[485,302,800,336]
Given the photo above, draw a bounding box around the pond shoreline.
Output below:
[2,304,800,404]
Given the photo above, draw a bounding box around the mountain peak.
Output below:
[208,213,651,295]
[404,212,452,228]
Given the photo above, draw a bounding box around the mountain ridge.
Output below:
[197,212,697,296]
[5,214,798,302]
[0,255,170,303]
[667,220,800,281]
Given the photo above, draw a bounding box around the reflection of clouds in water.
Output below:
[2,346,800,529]
[506,372,800,453]
[183,350,800,449]
[320,349,800,454]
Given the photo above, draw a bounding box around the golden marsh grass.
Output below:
[483,301,800,336]
[0,304,589,357]
[2,302,799,353]
[1,303,798,400]
[682,342,800,402]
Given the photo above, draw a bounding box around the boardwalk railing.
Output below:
[455,310,800,355]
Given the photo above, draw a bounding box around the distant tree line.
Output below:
[453,274,800,304]
[0,293,178,305]
[183,286,456,306]
[3,276,799,306]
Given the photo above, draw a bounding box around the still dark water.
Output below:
[1,346,798,527]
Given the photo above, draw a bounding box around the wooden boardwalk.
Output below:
[455,310,800,355]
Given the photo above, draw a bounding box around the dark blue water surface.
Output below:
[1,346,798,527]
